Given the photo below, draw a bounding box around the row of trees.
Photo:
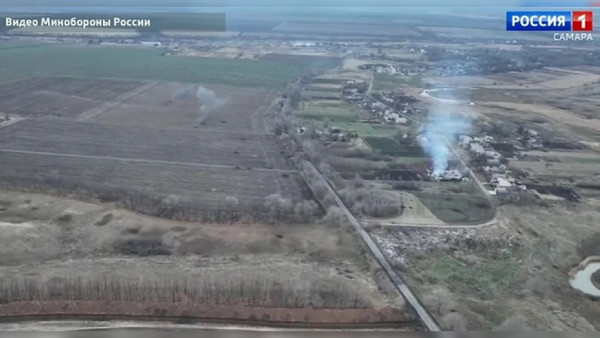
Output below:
[338,186,402,218]
[0,273,371,309]
[263,193,320,224]
[0,178,320,224]
[273,79,403,224]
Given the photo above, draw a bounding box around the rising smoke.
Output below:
[419,94,471,176]
[196,86,226,123]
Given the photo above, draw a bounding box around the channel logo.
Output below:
[507,10,593,31]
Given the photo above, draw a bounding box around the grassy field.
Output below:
[390,157,431,166]
[372,73,423,92]
[364,137,425,157]
[297,100,362,121]
[333,122,398,137]
[0,44,313,88]
[413,254,520,300]
[415,193,494,224]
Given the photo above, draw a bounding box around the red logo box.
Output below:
[573,11,593,31]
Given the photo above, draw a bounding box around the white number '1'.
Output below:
[578,14,587,29]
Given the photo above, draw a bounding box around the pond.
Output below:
[570,262,600,297]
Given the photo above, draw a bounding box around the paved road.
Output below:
[306,162,441,331]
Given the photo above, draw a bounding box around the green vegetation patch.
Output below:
[389,157,431,167]
[372,73,422,91]
[304,91,341,100]
[297,100,362,121]
[415,254,520,300]
[334,122,398,137]
[415,193,494,224]
[0,44,313,88]
[312,77,350,85]
[306,85,343,93]
[364,136,425,157]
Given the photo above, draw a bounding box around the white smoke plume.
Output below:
[196,86,226,123]
[419,97,471,176]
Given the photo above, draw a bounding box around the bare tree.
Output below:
[225,195,239,207]
[294,200,320,223]
[264,193,293,222]
[323,206,347,227]
[289,89,302,110]
[360,190,402,218]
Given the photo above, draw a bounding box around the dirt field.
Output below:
[510,160,600,179]
[480,102,600,134]
[0,190,411,326]
[90,82,278,132]
[0,77,143,119]
[0,77,278,132]
[0,119,292,170]
[0,150,309,211]
[424,67,600,90]
[0,77,311,221]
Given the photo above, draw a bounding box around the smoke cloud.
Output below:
[196,86,226,123]
[419,95,471,176]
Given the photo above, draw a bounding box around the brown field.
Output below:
[424,67,600,91]
[0,119,292,170]
[0,56,416,326]
[0,77,310,222]
[0,190,411,325]
[510,160,600,178]
[91,82,277,132]
[0,77,143,118]
[480,102,600,134]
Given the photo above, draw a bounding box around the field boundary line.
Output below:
[76,81,159,122]
[0,148,298,174]
[0,118,25,130]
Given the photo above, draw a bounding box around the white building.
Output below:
[141,41,162,47]
[497,178,512,188]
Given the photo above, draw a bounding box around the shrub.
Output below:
[442,312,466,331]
[94,213,113,226]
[323,206,347,227]
[114,238,171,256]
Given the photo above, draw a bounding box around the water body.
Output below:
[570,262,600,297]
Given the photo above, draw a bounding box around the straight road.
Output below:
[306,161,441,331]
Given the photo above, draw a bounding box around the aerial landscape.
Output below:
[0,2,599,332]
